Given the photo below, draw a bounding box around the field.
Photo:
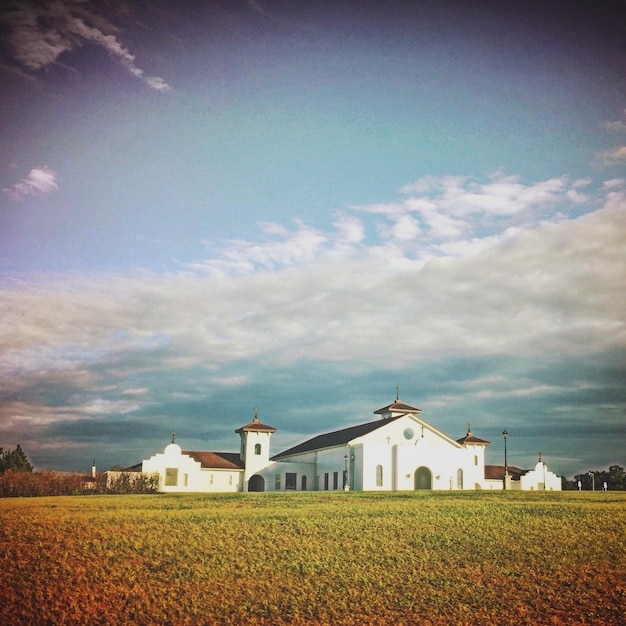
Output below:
[1,492,625,625]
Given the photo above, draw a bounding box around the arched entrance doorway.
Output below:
[248,475,265,492]
[414,466,432,490]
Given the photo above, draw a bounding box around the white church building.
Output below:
[139,398,562,493]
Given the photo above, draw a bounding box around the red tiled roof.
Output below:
[235,418,277,433]
[374,400,422,415]
[456,433,491,445]
[183,451,244,470]
[484,464,526,481]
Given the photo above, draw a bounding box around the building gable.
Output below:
[272,415,405,460]
[351,413,465,450]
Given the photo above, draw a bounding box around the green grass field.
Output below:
[1,491,625,625]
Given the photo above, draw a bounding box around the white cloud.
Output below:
[80,398,141,416]
[603,178,626,189]
[1,179,624,384]
[565,189,588,203]
[3,166,58,201]
[2,1,170,92]
[122,388,150,396]
[399,175,468,195]
[213,376,249,387]
[193,221,329,275]
[332,214,366,245]
[389,213,422,241]
[145,76,171,93]
[602,146,626,163]
[65,16,171,92]
[474,384,564,399]
[353,173,592,257]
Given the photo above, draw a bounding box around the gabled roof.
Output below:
[272,415,405,460]
[484,464,526,481]
[456,433,491,446]
[374,400,422,416]
[183,450,244,470]
[235,416,277,434]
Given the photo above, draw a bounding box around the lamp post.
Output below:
[343,454,349,491]
[502,430,508,490]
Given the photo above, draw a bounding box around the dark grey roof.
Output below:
[272,415,404,460]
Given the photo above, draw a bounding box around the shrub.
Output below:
[0,470,159,497]
[0,471,93,497]
[97,470,160,494]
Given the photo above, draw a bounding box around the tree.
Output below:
[607,465,626,490]
[0,445,34,474]
[571,465,626,491]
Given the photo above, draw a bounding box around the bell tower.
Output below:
[235,406,277,487]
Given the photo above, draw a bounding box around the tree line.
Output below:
[561,465,626,491]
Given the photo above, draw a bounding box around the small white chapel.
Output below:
[136,396,562,493]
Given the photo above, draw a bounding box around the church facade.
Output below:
[139,398,562,493]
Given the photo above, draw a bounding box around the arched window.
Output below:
[254,443,261,455]
[474,455,478,466]
[376,464,383,487]
[301,475,307,491]
[457,468,463,490]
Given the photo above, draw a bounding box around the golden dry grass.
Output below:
[1,491,625,625]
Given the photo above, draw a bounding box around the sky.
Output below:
[0,0,625,479]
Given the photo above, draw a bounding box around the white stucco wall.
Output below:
[361,443,392,490]
[241,430,274,483]
[393,438,472,491]
[142,443,243,492]
[250,459,317,492]
[316,447,351,491]
[459,446,490,489]
[520,461,562,491]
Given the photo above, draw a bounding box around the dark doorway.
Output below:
[248,475,265,492]
[414,466,432,490]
